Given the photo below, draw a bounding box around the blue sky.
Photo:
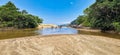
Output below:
[0,0,95,25]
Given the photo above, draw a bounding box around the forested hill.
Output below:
[0,1,43,28]
[71,0,120,32]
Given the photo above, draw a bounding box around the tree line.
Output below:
[0,1,43,29]
[71,0,120,32]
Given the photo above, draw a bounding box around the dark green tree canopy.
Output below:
[0,1,43,28]
[71,0,120,32]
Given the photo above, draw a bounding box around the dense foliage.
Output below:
[71,16,85,25]
[0,1,43,28]
[71,0,120,32]
[71,15,91,27]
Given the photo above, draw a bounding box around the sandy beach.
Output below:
[0,34,120,55]
[77,28,101,32]
[37,24,58,29]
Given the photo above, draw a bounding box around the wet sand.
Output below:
[77,28,101,32]
[0,34,120,55]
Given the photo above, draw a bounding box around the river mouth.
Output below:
[0,27,120,40]
[36,27,78,35]
[0,27,78,39]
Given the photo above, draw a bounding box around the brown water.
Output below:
[0,27,120,40]
[0,28,40,39]
[78,30,120,39]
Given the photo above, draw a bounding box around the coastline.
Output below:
[76,28,101,32]
[75,27,120,34]
[0,24,58,31]
[0,26,120,55]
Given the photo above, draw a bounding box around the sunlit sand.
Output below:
[0,34,120,55]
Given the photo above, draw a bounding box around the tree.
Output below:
[84,0,120,32]
[21,10,28,15]
[71,0,120,32]
[71,15,85,25]
[0,1,43,28]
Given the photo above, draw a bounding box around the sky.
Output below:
[0,0,95,25]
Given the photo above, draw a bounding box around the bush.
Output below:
[112,22,120,32]
[82,21,91,27]
[0,1,43,29]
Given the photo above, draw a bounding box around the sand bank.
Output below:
[0,34,120,55]
[76,28,101,32]
[37,24,58,29]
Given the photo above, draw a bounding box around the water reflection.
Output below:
[0,27,78,39]
[0,27,120,40]
[0,29,39,39]
[78,30,120,39]
[36,27,78,35]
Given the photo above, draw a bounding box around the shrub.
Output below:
[112,22,120,32]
